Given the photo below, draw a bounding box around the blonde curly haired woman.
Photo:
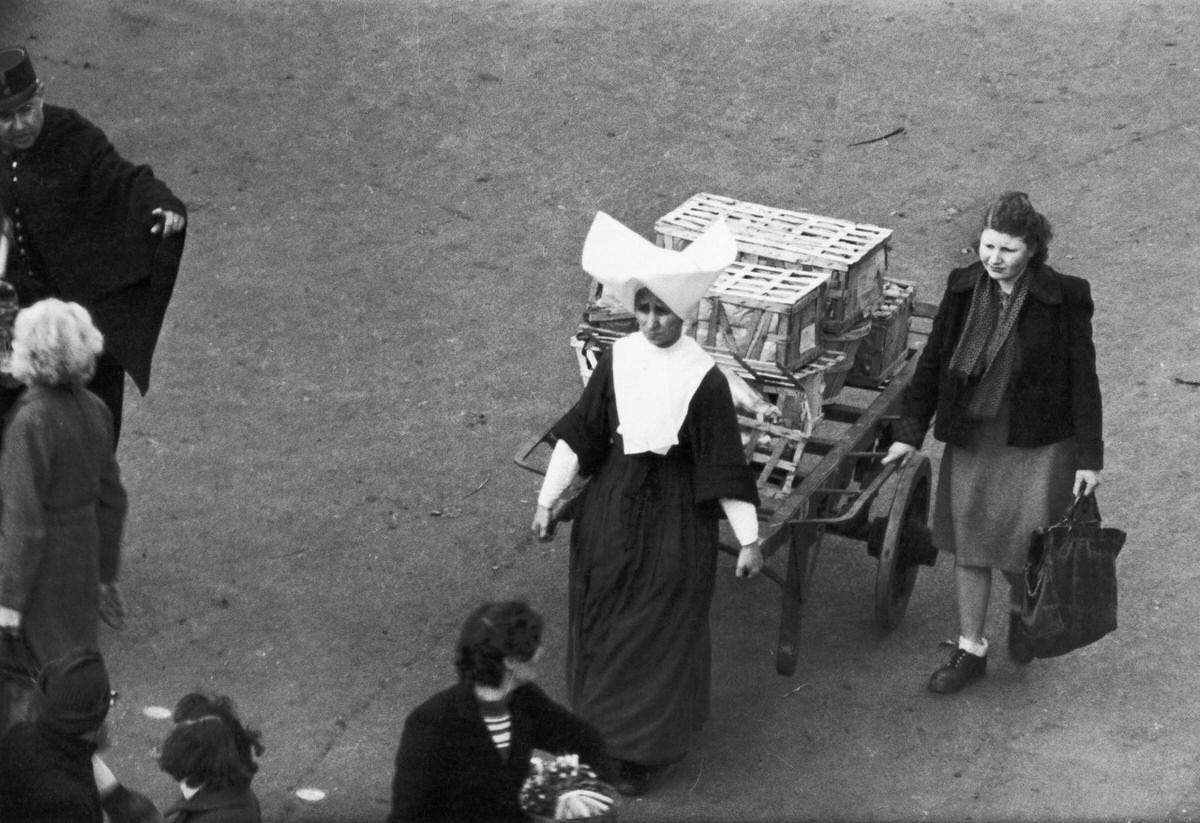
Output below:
[0,298,127,671]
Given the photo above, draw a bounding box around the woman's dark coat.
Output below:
[387,680,610,823]
[895,261,1103,470]
[163,785,261,823]
[0,385,126,667]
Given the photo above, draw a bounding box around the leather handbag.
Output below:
[1021,494,1126,658]
[0,630,39,736]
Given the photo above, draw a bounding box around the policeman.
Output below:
[0,46,187,445]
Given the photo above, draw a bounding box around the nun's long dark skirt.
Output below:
[933,403,1076,574]
[566,450,717,767]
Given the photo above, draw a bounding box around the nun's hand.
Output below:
[736,540,764,578]
[531,505,556,541]
[0,605,20,632]
[753,401,783,424]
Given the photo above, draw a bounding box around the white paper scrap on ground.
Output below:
[295,788,326,802]
[143,706,173,720]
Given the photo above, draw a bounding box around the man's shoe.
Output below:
[928,647,987,694]
[1008,613,1035,665]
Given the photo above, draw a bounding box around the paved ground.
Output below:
[3,1,1199,821]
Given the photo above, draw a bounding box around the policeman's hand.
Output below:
[1073,470,1101,497]
[150,208,186,238]
[0,605,20,632]
[881,441,916,466]
[736,540,764,578]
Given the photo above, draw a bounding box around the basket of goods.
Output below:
[655,192,892,334]
[694,261,830,372]
[850,278,916,386]
[520,754,618,822]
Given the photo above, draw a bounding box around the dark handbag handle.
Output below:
[1059,492,1102,529]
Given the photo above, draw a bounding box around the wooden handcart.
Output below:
[514,301,939,677]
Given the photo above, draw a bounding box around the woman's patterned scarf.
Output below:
[947,268,1031,420]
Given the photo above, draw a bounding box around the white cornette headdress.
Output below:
[581,212,736,318]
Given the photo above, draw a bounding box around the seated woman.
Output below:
[387,600,613,823]
[157,693,265,822]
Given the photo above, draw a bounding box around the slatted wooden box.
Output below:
[707,347,842,432]
[738,415,810,502]
[655,193,892,334]
[851,278,915,386]
[695,262,830,372]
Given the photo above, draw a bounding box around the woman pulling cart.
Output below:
[883,191,1104,694]
[532,213,763,796]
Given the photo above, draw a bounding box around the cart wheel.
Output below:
[873,454,931,630]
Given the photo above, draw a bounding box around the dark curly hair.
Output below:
[980,191,1053,268]
[158,693,265,790]
[454,600,543,687]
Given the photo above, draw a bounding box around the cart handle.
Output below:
[513,428,556,476]
[787,456,900,528]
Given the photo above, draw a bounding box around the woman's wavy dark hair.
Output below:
[454,600,543,687]
[158,693,265,790]
[980,191,1053,268]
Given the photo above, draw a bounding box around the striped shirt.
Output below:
[479,701,512,761]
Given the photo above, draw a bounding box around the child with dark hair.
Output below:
[388,600,613,822]
[157,693,264,823]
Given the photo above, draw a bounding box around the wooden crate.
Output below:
[738,415,810,502]
[851,279,915,386]
[695,262,829,371]
[708,348,842,431]
[655,193,891,334]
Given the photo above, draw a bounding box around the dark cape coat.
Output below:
[552,354,758,766]
[0,105,186,393]
[0,384,126,667]
[387,680,610,823]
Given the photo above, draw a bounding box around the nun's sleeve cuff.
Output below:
[537,440,580,508]
[719,498,759,545]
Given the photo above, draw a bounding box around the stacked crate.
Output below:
[694,262,829,373]
[654,192,900,402]
[850,278,916,386]
[573,195,910,469]
[654,192,892,334]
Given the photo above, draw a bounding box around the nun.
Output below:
[531,213,762,796]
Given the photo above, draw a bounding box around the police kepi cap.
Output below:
[0,47,39,112]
